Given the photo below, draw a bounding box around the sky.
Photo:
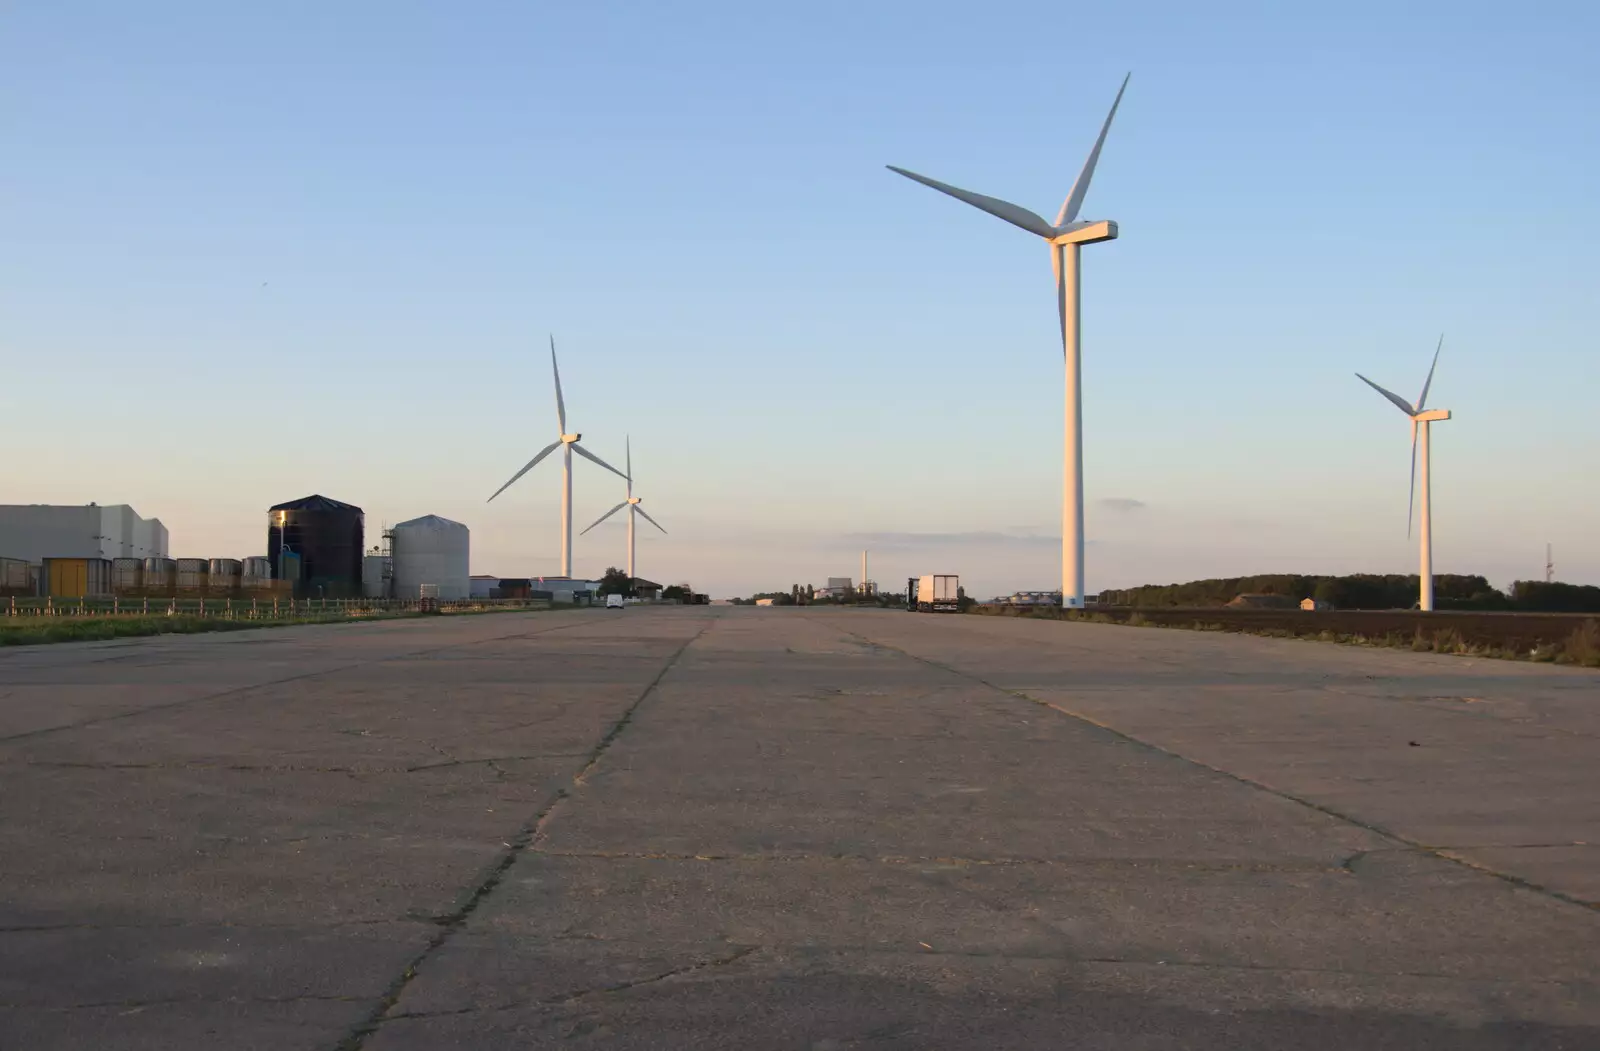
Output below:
[4,1,1598,599]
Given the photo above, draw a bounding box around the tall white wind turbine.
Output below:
[580,436,666,580]
[888,74,1129,609]
[487,336,626,578]
[1356,337,1452,612]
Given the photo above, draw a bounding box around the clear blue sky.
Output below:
[5,1,1597,597]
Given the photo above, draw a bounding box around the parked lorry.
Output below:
[908,574,961,613]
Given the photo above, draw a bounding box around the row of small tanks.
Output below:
[110,556,279,596]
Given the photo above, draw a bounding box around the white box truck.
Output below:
[910,574,961,613]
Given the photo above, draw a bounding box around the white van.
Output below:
[605,593,625,609]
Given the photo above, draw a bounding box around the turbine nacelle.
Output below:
[561,433,582,444]
[1413,409,1451,423]
[1050,220,1118,246]
[627,496,642,505]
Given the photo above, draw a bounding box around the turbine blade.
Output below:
[580,502,628,535]
[636,507,668,534]
[487,440,561,503]
[550,334,567,433]
[1407,422,1418,538]
[1056,72,1131,226]
[572,442,627,479]
[885,166,1055,238]
[1356,373,1417,416]
[1417,334,1442,411]
[625,435,633,496]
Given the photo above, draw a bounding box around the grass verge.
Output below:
[0,603,565,647]
[968,605,1600,668]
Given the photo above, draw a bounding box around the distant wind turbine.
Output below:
[581,436,666,580]
[888,73,1130,609]
[488,336,625,578]
[1356,336,1452,612]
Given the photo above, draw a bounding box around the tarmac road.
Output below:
[1,606,1596,1049]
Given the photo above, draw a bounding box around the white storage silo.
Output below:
[361,554,390,598]
[391,515,469,600]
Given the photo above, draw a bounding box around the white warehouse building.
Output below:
[391,515,469,600]
[0,503,169,563]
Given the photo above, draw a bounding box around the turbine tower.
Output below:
[888,74,1129,609]
[580,436,666,580]
[488,336,625,578]
[1356,337,1452,612]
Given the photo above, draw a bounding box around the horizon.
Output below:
[6,2,1597,599]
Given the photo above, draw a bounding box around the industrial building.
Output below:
[266,495,364,598]
[814,576,854,600]
[0,503,168,563]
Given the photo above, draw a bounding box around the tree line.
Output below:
[729,584,907,606]
[1102,574,1600,613]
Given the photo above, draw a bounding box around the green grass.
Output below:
[967,604,1600,668]
[0,612,404,646]
[0,602,564,647]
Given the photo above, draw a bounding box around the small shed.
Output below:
[1300,597,1334,611]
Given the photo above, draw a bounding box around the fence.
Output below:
[2,596,553,621]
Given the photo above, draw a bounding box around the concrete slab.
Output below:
[1,607,1595,1049]
[828,611,1600,902]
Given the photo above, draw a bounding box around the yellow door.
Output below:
[49,560,88,597]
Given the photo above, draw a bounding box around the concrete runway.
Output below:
[1,606,1596,1049]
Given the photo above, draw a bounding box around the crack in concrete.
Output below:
[907,867,1076,955]
[330,613,720,1051]
[784,944,1590,984]
[0,616,600,745]
[405,753,588,773]
[5,754,585,776]
[6,992,374,1012]
[385,946,762,1021]
[0,917,422,933]
[558,944,761,1003]
[530,847,1355,873]
[1318,684,1600,742]
[820,621,1600,916]
[15,760,380,774]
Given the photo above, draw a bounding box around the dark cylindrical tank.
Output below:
[266,495,364,598]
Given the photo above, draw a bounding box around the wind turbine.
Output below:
[487,336,626,578]
[1356,336,1452,612]
[888,73,1129,609]
[581,436,666,580]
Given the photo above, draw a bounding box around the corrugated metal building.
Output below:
[0,503,168,563]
